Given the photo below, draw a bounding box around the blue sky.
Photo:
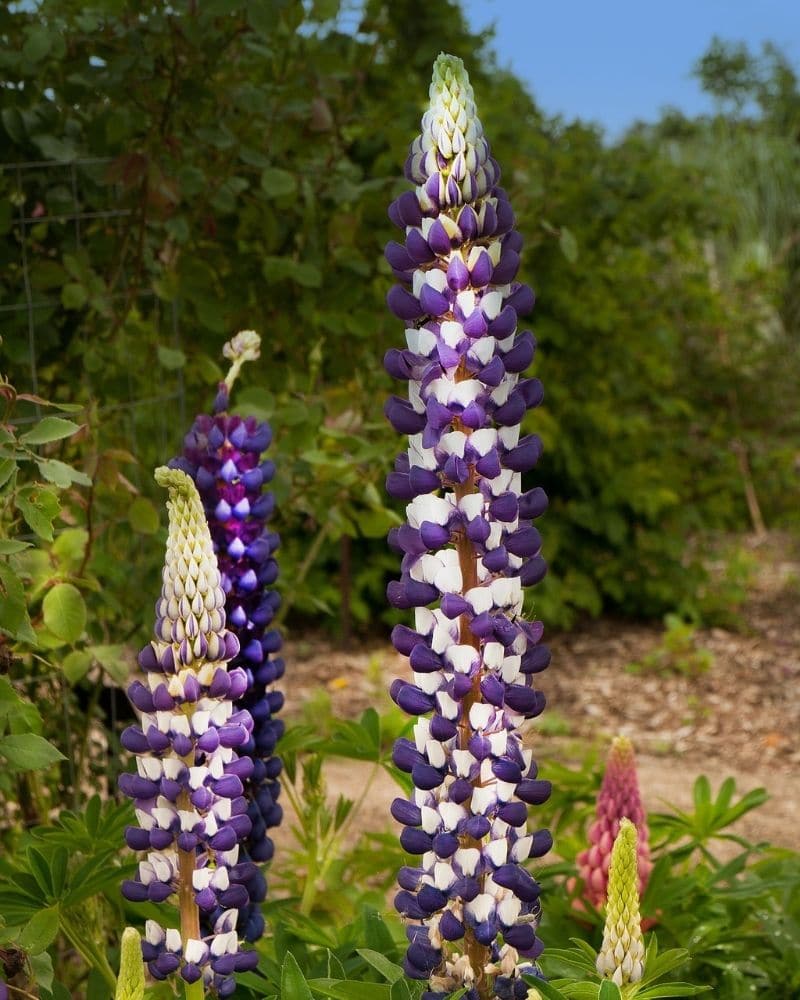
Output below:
[463,0,800,136]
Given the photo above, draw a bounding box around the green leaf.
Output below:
[20,416,82,446]
[281,952,314,1000]
[2,107,26,143]
[50,846,69,898]
[128,497,160,534]
[42,583,87,642]
[32,134,78,161]
[0,733,65,772]
[308,982,391,1000]
[36,459,92,488]
[52,527,89,569]
[22,26,52,63]
[0,677,42,729]
[598,982,622,1000]
[156,345,186,370]
[30,950,54,994]
[61,649,92,684]
[0,562,37,643]
[235,386,275,421]
[61,282,88,309]
[0,539,32,554]
[20,906,60,954]
[636,988,711,998]
[559,226,578,263]
[356,949,404,983]
[15,485,60,540]
[262,254,323,287]
[522,978,572,1000]
[89,643,129,685]
[0,457,17,490]
[260,166,297,198]
[27,846,55,897]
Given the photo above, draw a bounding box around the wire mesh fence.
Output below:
[1,156,187,485]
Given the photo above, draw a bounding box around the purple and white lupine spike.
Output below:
[120,467,259,998]
[384,54,552,1000]
[170,331,284,944]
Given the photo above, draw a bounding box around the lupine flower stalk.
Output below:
[170,330,284,944]
[119,467,258,997]
[384,54,552,1000]
[576,736,651,909]
[596,819,645,986]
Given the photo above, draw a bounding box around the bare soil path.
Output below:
[277,535,800,852]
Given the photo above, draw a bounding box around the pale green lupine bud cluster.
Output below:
[115,927,145,1000]
[408,52,495,210]
[596,818,645,986]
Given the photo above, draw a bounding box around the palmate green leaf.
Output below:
[0,733,65,772]
[527,978,587,1000]
[308,980,391,1000]
[389,978,414,1000]
[598,982,622,1000]
[50,846,69,898]
[325,950,347,980]
[361,907,397,955]
[26,847,55,899]
[19,416,82,446]
[356,948,404,983]
[543,945,599,977]
[62,850,134,906]
[316,710,382,762]
[0,886,46,923]
[635,987,711,998]
[281,952,314,1000]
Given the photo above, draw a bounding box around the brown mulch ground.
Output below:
[277,534,800,852]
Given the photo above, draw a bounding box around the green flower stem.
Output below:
[60,920,117,992]
[184,981,205,1000]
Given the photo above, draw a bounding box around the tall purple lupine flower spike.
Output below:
[120,467,259,998]
[169,330,284,944]
[384,54,552,1000]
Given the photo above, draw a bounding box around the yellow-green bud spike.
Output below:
[115,927,145,1000]
[149,466,236,669]
[596,818,645,986]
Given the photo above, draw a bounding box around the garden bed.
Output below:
[280,533,800,852]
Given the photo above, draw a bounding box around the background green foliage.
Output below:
[2,0,798,640]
